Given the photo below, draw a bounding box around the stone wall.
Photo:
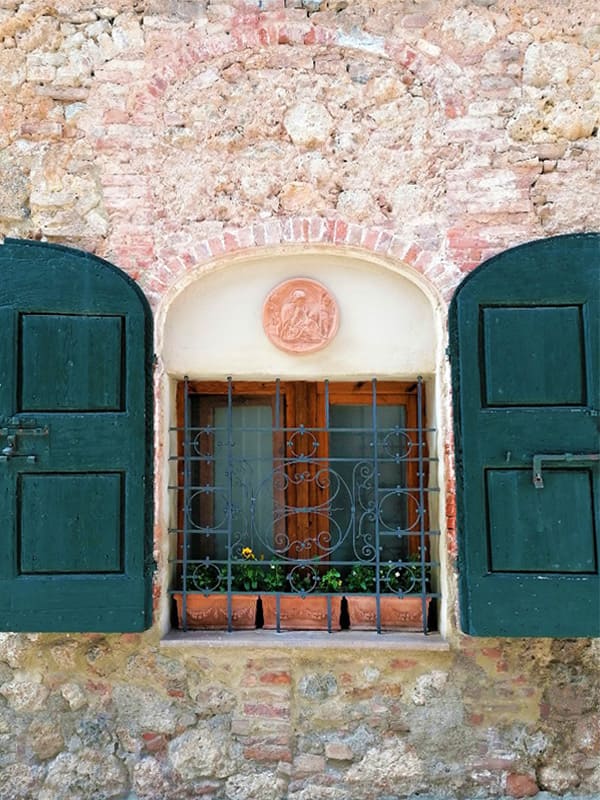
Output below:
[2,632,600,799]
[0,0,599,798]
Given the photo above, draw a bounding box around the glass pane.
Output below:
[215,404,274,560]
[191,403,274,562]
[329,404,408,565]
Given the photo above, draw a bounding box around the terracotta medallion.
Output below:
[262,278,339,354]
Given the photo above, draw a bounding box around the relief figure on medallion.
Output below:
[263,278,339,354]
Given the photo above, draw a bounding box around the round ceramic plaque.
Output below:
[262,278,339,354]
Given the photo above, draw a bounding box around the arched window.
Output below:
[161,251,442,635]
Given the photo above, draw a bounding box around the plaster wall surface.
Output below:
[162,253,437,379]
[0,0,599,798]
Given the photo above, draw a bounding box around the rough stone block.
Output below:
[325,742,354,761]
[506,773,540,797]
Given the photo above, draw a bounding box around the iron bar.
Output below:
[226,376,234,632]
[371,378,382,633]
[182,376,191,632]
[417,376,427,635]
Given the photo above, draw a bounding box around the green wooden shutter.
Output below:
[450,233,600,637]
[0,240,153,632]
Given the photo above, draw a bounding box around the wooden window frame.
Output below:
[176,379,427,566]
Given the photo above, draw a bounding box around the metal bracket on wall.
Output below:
[532,452,600,489]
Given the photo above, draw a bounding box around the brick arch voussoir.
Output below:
[151,217,443,311]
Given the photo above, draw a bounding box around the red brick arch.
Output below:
[140,217,453,310]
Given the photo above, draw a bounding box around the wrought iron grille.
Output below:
[169,377,439,633]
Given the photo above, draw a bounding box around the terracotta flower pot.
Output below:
[346,595,430,631]
[262,594,342,631]
[174,593,258,630]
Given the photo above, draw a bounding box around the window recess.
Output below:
[169,378,439,634]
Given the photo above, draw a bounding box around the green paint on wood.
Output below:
[20,314,124,411]
[0,240,153,633]
[486,468,596,573]
[450,233,600,637]
[482,306,585,406]
[19,473,123,574]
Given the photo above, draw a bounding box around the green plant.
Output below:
[344,555,430,594]
[232,547,264,592]
[399,552,430,593]
[379,562,405,593]
[263,560,286,591]
[288,566,318,593]
[319,567,343,593]
[380,553,430,594]
[286,565,343,594]
[187,561,224,592]
[345,563,376,593]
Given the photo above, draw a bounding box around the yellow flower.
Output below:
[241,547,255,560]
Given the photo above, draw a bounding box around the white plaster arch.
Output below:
[155,244,448,378]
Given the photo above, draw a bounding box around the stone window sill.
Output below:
[160,629,449,650]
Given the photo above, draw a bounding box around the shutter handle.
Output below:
[533,452,600,489]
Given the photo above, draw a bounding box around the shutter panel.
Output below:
[0,240,153,632]
[450,233,600,637]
